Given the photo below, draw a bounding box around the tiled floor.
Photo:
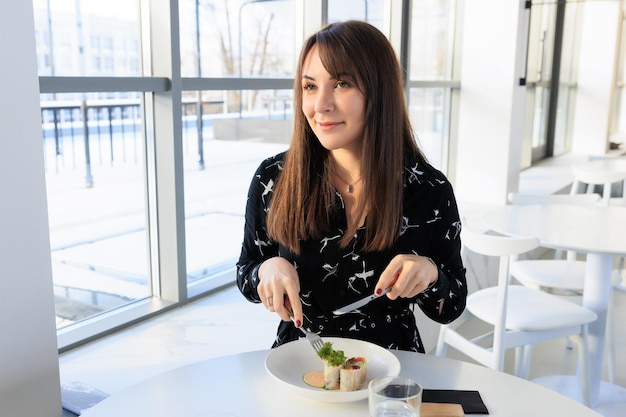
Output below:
[59,279,626,416]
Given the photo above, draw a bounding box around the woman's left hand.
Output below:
[376,254,438,300]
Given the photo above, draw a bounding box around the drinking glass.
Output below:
[368,376,422,417]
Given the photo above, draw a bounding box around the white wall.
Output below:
[0,1,62,416]
[453,0,526,206]
[571,2,620,155]
[453,1,619,207]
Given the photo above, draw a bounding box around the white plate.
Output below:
[264,337,401,403]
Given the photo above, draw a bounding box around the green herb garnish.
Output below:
[317,342,346,367]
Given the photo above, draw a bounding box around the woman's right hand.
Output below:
[257,257,302,328]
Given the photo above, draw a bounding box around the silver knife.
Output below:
[332,287,391,315]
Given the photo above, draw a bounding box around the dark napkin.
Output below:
[423,389,489,414]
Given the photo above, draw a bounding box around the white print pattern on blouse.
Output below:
[406,164,424,184]
[300,292,317,332]
[426,209,442,224]
[347,260,375,293]
[320,233,342,253]
[400,215,420,236]
[240,274,251,293]
[300,290,313,307]
[336,191,345,208]
[343,248,360,262]
[349,319,367,332]
[446,220,462,240]
[342,234,360,261]
[259,178,274,208]
[322,263,338,282]
[265,159,283,172]
[253,231,271,256]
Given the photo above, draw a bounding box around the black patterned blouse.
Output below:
[236,151,467,353]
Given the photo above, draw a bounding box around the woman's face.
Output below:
[301,45,366,154]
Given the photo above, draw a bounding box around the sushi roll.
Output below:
[323,359,341,390]
[340,357,367,391]
[317,342,346,390]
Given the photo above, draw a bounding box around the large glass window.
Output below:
[33,0,140,77]
[408,88,451,167]
[521,0,581,167]
[553,2,580,156]
[34,0,150,334]
[524,2,557,165]
[179,0,296,78]
[409,0,455,81]
[42,93,151,329]
[610,6,626,139]
[407,0,458,170]
[328,0,385,30]
[180,88,289,295]
[179,1,295,295]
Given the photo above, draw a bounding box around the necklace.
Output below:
[335,172,362,193]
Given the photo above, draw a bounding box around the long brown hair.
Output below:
[267,20,427,254]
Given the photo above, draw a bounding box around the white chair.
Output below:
[507,193,596,370]
[435,228,597,406]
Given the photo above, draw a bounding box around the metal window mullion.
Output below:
[406,80,460,89]
[445,0,464,184]
[145,0,187,304]
[38,76,170,94]
[544,0,566,159]
[181,77,293,91]
[140,0,160,301]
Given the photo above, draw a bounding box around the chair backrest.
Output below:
[507,192,600,206]
[461,229,540,370]
[462,228,539,293]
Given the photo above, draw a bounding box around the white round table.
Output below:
[576,158,626,176]
[483,203,626,410]
[81,347,601,417]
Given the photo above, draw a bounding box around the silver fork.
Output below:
[288,309,324,352]
[300,326,325,352]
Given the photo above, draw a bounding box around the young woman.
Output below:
[236,20,466,352]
